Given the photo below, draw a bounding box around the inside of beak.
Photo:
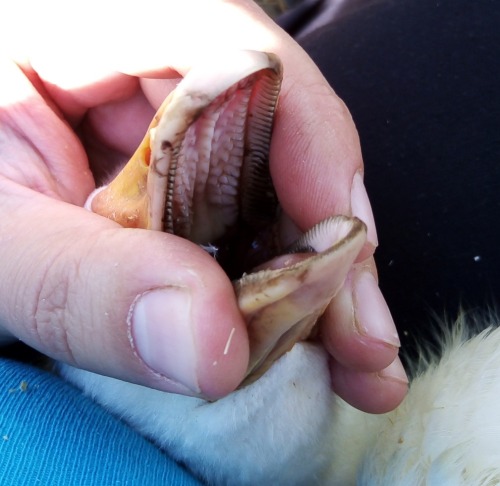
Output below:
[83,51,368,388]
[89,51,282,253]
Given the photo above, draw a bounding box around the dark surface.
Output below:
[297,0,500,354]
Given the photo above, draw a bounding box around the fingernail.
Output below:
[129,287,200,394]
[351,172,378,248]
[353,271,401,348]
[379,356,409,385]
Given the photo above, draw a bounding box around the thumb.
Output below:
[0,180,249,400]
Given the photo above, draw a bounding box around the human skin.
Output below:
[0,0,407,412]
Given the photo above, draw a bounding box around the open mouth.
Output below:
[86,50,366,387]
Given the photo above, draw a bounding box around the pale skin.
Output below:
[0,0,407,412]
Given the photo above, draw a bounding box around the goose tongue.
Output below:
[238,215,366,386]
[86,50,366,387]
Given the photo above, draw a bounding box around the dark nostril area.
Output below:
[161,140,172,152]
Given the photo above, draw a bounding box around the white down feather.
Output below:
[61,318,500,485]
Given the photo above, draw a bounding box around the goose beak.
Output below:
[86,50,367,387]
[88,116,153,229]
[88,50,282,240]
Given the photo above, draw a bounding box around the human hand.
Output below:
[0,0,407,410]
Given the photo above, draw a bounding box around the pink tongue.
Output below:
[253,252,315,272]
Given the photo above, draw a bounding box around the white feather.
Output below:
[61,343,339,485]
[60,317,500,485]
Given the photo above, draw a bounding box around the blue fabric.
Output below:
[0,357,201,485]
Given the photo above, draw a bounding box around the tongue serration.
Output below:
[237,216,366,386]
